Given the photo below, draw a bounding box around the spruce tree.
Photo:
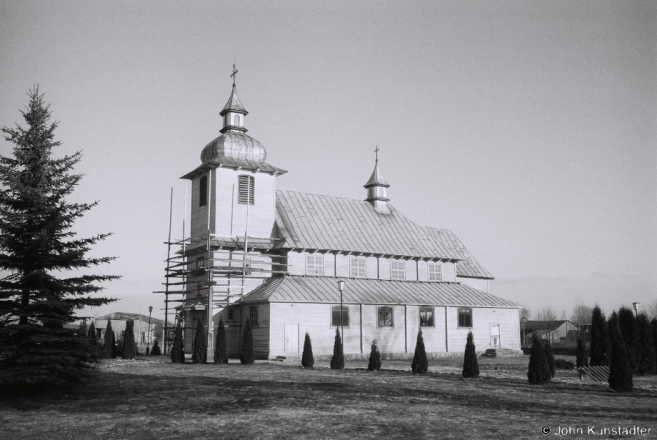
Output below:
[367,339,381,372]
[544,339,556,378]
[171,321,184,363]
[240,317,254,365]
[214,318,227,364]
[330,328,344,370]
[590,306,610,366]
[102,320,114,359]
[150,338,161,356]
[462,331,479,378]
[411,328,428,374]
[301,332,314,369]
[608,314,633,392]
[87,322,97,345]
[0,88,117,389]
[121,319,136,359]
[527,333,550,384]
[192,320,207,364]
[618,307,640,374]
[637,314,656,376]
[576,333,588,369]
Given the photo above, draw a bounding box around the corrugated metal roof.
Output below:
[276,190,462,260]
[426,229,493,279]
[241,276,519,308]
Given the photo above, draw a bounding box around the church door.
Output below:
[284,323,299,355]
[490,324,501,348]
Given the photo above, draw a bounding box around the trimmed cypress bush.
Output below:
[171,321,184,363]
[240,317,255,365]
[192,320,207,364]
[367,339,381,372]
[88,322,97,345]
[527,333,551,384]
[608,314,633,392]
[411,329,428,374]
[121,319,136,360]
[330,328,344,370]
[462,331,479,378]
[544,339,556,378]
[102,320,114,359]
[151,338,161,356]
[576,333,588,369]
[146,347,150,356]
[590,306,610,366]
[301,332,314,369]
[214,318,227,364]
[637,314,656,375]
[618,307,640,375]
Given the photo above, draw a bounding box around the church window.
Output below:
[420,307,434,327]
[331,305,349,327]
[306,254,324,276]
[199,175,208,207]
[238,175,254,205]
[249,305,259,327]
[458,308,473,328]
[193,256,205,276]
[391,260,406,280]
[350,256,366,278]
[428,262,442,282]
[227,308,235,321]
[378,307,393,327]
[233,114,240,125]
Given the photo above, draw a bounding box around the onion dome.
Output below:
[201,131,266,167]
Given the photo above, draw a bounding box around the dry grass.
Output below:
[1,356,656,439]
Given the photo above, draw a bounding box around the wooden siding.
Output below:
[217,302,270,359]
[458,277,489,293]
[446,306,520,351]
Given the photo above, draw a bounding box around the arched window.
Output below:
[233,114,240,126]
[378,307,393,327]
[420,307,434,327]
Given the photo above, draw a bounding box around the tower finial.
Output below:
[374,145,380,163]
[230,62,238,88]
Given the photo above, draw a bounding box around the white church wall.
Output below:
[458,277,489,293]
[417,260,428,281]
[323,253,335,277]
[190,172,215,240]
[405,260,418,281]
[379,258,391,279]
[336,254,349,277]
[446,306,520,352]
[442,262,456,282]
[287,251,305,276]
[366,257,378,278]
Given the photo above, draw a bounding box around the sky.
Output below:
[1,1,655,321]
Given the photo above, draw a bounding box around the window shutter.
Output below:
[199,176,208,207]
[238,175,254,205]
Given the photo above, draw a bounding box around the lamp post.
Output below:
[337,280,345,347]
[633,302,639,318]
[148,306,153,351]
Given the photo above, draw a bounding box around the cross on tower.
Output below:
[230,63,238,87]
[374,145,380,162]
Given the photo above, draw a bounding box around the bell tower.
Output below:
[364,146,390,213]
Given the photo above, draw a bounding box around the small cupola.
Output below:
[220,64,248,134]
[364,147,390,213]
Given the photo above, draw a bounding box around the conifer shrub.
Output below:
[637,314,656,375]
[88,322,97,345]
[146,347,150,356]
[462,331,479,378]
[192,320,207,364]
[151,338,161,356]
[411,329,428,374]
[330,328,344,370]
[171,321,184,363]
[121,319,136,360]
[367,339,381,372]
[240,318,255,365]
[618,307,640,375]
[576,333,588,369]
[214,318,227,364]
[79,321,88,338]
[608,315,633,392]
[590,306,610,366]
[652,319,657,375]
[302,332,314,369]
[544,339,556,378]
[111,332,119,359]
[527,333,551,384]
[103,320,114,359]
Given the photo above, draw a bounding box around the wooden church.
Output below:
[174,71,522,360]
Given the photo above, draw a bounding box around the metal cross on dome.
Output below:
[374,145,380,162]
[230,63,238,87]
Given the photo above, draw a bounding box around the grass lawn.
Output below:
[1,356,656,439]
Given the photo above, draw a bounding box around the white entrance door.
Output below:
[284,324,299,355]
[490,324,500,348]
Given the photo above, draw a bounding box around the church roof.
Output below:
[220,86,248,116]
[425,228,493,279]
[241,275,519,308]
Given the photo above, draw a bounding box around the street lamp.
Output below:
[337,280,345,347]
[148,306,153,352]
[633,302,639,318]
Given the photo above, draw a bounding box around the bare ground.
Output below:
[0,356,656,439]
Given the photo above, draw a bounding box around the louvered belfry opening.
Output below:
[199,175,208,207]
[238,175,254,205]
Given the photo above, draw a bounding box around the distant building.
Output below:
[523,320,580,345]
[172,72,522,359]
[93,312,162,351]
